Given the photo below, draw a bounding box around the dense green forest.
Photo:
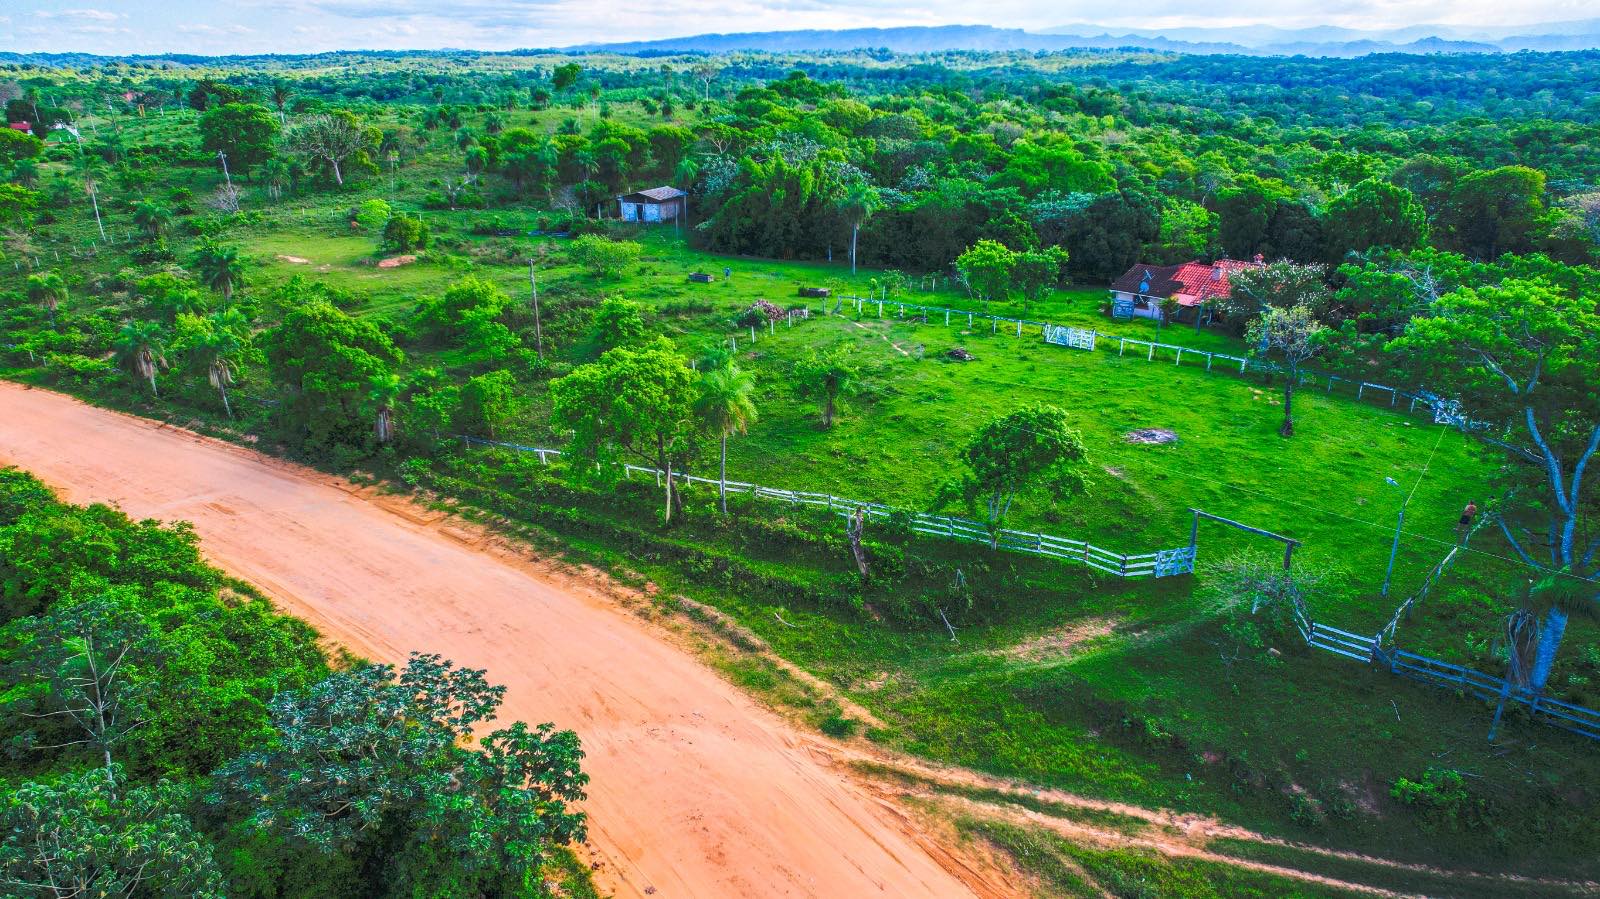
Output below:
[0,470,593,897]
[1,45,1597,894]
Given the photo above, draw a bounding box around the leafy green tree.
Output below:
[113,320,169,396]
[551,338,697,522]
[0,126,43,165]
[1326,179,1427,258]
[569,235,640,279]
[354,197,390,232]
[382,213,430,252]
[588,297,646,353]
[210,654,586,893]
[262,301,404,451]
[1214,176,1292,260]
[459,369,519,439]
[1223,260,1333,322]
[1248,305,1327,437]
[936,404,1088,547]
[0,769,223,898]
[1011,246,1069,308]
[197,103,280,176]
[4,591,158,780]
[954,239,1017,302]
[1388,278,1598,681]
[286,112,375,187]
[552,63,583,92]
[191,242,248,304]
[794,345,858,430]
[1437,166,1547,259]
[695,363,758,514]
[0,183,40,227]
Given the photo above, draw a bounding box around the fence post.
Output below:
[1147,344,1154,361]
[1175,348,1183,365]
[1119,338,1125,356]
[1358,383,1365,400]
[878,301,884,317]
[945,310,950,325]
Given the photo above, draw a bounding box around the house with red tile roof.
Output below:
[1108,255,1265,324]
[6,122,33,135]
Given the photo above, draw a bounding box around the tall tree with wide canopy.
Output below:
[197,102,280,176]
[1388,277,1599,690]
[937,404,1089,547]
[1325,179,1428,258]
[551,338,698,523]
[210,654,586,896]
[174,310,247,418]
[262,301,404,450]
[0,768,223,898]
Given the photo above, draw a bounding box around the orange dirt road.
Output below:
[0,382,987,899]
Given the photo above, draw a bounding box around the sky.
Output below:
[0,0,1594,55]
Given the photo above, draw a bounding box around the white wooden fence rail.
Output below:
[462,437,1189,578]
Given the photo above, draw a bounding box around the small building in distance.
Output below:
[6,122,33,135]
[616,187,685,223]
[1108,255,1265,324]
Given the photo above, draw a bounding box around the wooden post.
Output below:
[945,310,950,325]
[1015,321,1021,337]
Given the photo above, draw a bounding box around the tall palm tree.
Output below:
[113,320,168,396]
[1525,569,1598,694]
[132,200,172,240]
[838,182,880,275]
[694,363,758,515]
[192,243,247,304]
[367,372,403,444]
[270,83,292,123]
[261,158,292,201]
[26,272,66,324]
[185,312,245,418]
[11,158,40,187]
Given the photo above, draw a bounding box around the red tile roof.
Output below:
[7,122,32,133]
[1109,256,1265,306]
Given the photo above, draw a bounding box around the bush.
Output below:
[1391,767,1489,831]
[382,213,430,252]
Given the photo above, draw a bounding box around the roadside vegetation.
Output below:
[1,45,1597,893]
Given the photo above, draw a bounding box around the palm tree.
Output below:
[192,243,247,304]
[132,200,172,240]
[26,272,67,324]
[838,182,880,275]
[1525,569,1598,695]
[261,158,292,201]
[694,363,758,515]
[186,312,244,418]
[367,372,403,444]
[113,320,168,396]
[270,83,292,123]
[11,158,40,187]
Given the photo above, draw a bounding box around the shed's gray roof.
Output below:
[619,186,686,202]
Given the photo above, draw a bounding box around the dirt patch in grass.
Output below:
[276,254,312,264]
[377,254,418,268]
[1004,617,1118,661]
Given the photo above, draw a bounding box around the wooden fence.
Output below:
[831,296,1485,430]
[461,437,1187,578]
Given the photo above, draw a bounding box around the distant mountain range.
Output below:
[575,19,1600,57]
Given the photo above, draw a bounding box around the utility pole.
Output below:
[529,259,544,359]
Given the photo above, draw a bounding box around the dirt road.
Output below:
[0,382,987,898]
